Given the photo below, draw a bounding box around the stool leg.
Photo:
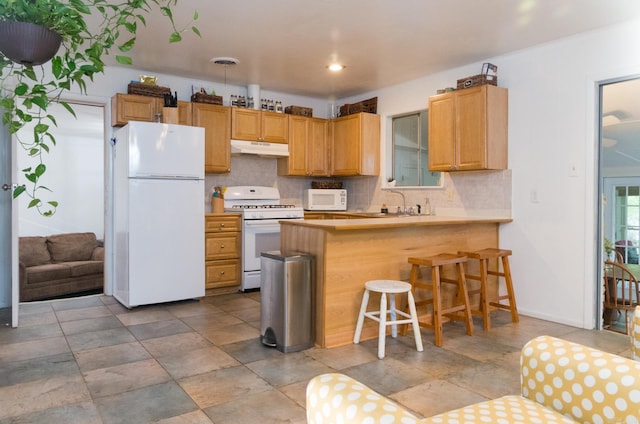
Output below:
[456,262,474,337]
[402,264,421,336]
[479,258,491,330]
[353,289,370,344]
[378,292,387,359]
[432,265,444,347]
[407,291,423,352]
[390,293,398,338]
[501,256,519,323]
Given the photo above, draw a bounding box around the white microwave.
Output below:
[303,189,347,211]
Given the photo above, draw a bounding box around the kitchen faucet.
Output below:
[389,190,406,215]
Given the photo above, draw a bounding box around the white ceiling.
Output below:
[115,0,640,99]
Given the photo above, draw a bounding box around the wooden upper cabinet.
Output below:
[192,103,231,173]
[111,93,160,127]
[428,85,508,171]
[277,115,329,176]
[231,108,288,143]
[308,118,330,175]
[111,94,192,127]
[331,112,380,176]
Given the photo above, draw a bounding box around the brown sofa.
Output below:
[19,232,104,302]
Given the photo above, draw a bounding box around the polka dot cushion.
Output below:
[306,373,422,423]
[631,306,640,361]
[423,395,574,424]
[521,335,640,423]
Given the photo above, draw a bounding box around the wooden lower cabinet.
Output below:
[205,214,241,294]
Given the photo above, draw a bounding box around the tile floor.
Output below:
[0,292,632,424]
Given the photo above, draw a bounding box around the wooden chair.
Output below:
[615,250,625,263]
[603,260,640,334]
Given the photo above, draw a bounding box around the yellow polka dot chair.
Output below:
[306,335,640,423]
[632,305,640,361]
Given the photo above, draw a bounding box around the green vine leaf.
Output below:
[12,185,26,199]
[0,0,200,217]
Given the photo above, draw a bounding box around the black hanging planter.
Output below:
[0,21,62,66]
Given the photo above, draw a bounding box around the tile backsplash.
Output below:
[204,155,511,217]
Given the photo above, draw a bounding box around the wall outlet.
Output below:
[569,163,579,177]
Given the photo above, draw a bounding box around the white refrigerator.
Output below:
[111,121,205,308]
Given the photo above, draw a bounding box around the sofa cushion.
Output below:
[67,261,104,277]
[26,263,72,284]
[47,232,98,263]
[422,395,574,424]
[19,236,51,267]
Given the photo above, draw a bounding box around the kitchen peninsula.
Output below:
[280,215,512,348]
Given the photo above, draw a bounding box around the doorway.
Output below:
[16,101,105,302]
[598,77,640,331]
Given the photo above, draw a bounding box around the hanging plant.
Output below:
[0,0,200,216]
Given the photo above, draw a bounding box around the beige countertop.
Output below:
[282,215,512,230]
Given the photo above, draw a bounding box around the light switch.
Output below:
[530,189,540,203]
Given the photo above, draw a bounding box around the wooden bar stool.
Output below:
[458,248,519,330]
[353,280,423,359]
[404,253,474,347]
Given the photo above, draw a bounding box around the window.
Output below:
[391,110,440,187]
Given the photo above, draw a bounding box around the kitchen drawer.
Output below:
[205,214,241,232]
[205,259,240,289]
[205,232,240,259]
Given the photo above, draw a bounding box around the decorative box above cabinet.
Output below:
[231,108,288,144]
[428,85,508,171]
[331,112,380,176]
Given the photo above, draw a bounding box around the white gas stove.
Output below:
[223,186,304,291]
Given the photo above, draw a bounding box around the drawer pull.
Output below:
[220,244,225,249]
[220,271,225,275]
[220,223,225,228]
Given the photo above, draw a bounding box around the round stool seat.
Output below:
[365,280,411,294]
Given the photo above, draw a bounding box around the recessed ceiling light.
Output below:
[210,57,239,66]
[328,63,345,72]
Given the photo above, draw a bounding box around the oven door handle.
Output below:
[244,219,283,228]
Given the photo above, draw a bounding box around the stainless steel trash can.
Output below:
[260,251,314,353]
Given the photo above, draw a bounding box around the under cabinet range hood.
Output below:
[230,139,289,157]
